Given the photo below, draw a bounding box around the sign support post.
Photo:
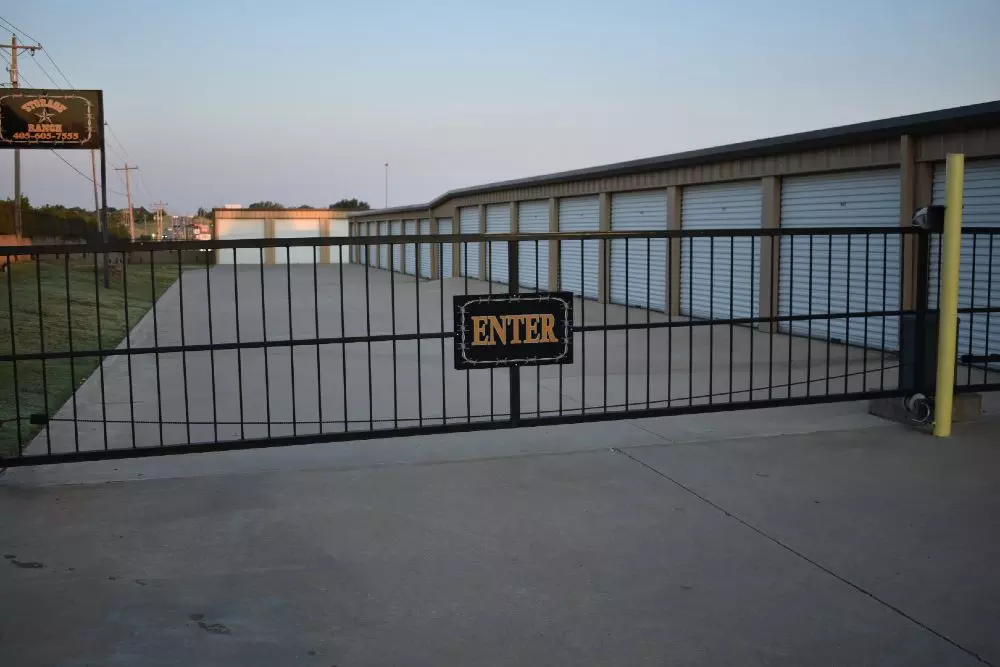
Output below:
[97,91,109,287]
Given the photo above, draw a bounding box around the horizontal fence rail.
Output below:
[2,227,998,466]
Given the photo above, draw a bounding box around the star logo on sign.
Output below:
[34,109,56,123]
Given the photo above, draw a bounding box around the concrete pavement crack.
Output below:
[612,446,995,667]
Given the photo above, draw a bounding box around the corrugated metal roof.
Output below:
[352,100,1000,219]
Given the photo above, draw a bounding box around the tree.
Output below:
[248,201,284,210]
[330,198,370,211]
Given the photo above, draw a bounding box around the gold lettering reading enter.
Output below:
[471,314,559,346]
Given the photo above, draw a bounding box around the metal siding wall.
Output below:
[390,221,402,270]
[778,168,901,350]
[559,196,600,298]
[930,159,1000,369]
[459,207,480,278]
[403,220,417,275]
[379,222,389,268]
[419,219,432,278]
[680,181,762,320]
[518,200,550,289]
[486,204,511,284]
[439,218,454,278]
[610,190,668,311]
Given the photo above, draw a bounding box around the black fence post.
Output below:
[508,238,520,425]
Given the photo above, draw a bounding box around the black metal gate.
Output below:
[2,227,998,466]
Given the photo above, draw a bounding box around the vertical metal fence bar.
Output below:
[121,253,136,447]
[416,237,423,427]
[286,247,297,436]
[488,241,495,421]
[63,254,80,451]
[464,241,471,423]
[440,240,447,425]
[313,246,323,434]
[536,238,541,418]
[729,236,735,402]
[688,237,694,405]
[748,236,755,401]
[581,240,586,414]
[258,247,271,438]
[624,238,629,411]
[986,234,994,385]
[206,250,218,441]
[93,252,109,449]
[508,240,520,425]
[5,254,23,453]
[806,235,813,397]
[843,235,852,394]
[881,233,888,391]
[767,236,775,400]
[179,251,191,444]
[862,233,870,392]
[532,239,542,417]
[338,246,348,431]
[370,245,379,430]
[708,237,714,404]
[646,237,651,409]
[826,234,833,395]
[667,236,672,407]
[968,233,978,386]
[603,237,609,413]
[786,234,794,398]
[232,249,244,440]
[558,239,564,417]
[35,257,52,453]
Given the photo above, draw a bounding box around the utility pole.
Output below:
[114,164,138,240]
[153,201,167,240]
[1,34,42,240]
[89,150,101,219]
[384,162,389,208]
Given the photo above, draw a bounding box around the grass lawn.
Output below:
[1,257,182,457]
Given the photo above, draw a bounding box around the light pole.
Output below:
[384,162,389,208]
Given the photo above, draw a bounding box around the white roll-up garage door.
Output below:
[680,181,761,320]
[419,219,432,278]
[486,204,510,284]
[930,159,1000,368]
[368,221,378,267]
[216,219,266,264]
[611,191,668,311]
[379,222,389,269]
[439,218,454,278]
[403,220,417,275]
[459,207,480,278]
[518,200,549,290]
[390,221,402,271]
[779,168,901,350]
[559,196,600,298]
[274,218,321,264]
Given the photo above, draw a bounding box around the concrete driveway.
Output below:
[3,412,1000,666]
[31,263,911,454]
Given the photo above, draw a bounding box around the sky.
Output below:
[1,0,998,215]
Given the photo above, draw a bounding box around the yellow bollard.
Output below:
[933,153,965,437]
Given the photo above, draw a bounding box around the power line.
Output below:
[105,123,132,162]
[0,15,40,45]
[42,50,73,87]
[49,150,127,196]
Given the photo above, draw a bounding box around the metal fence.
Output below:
[2,227,998,466]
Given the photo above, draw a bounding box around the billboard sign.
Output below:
[0,89,102,150]
[453,292,574,370]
